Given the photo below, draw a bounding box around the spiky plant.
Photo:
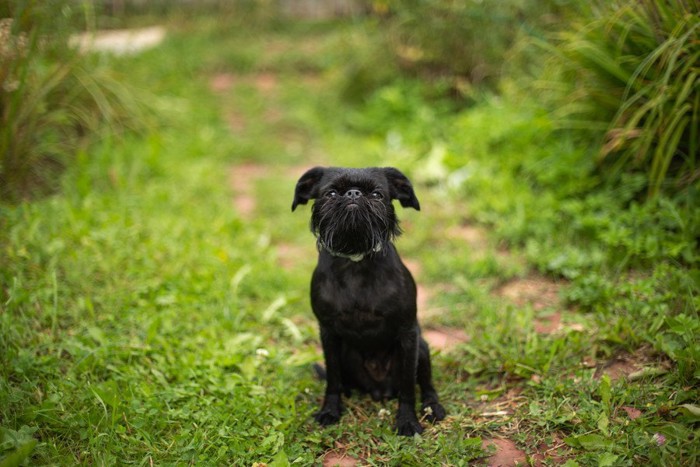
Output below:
[0,1,148,202]
[547,0,699,197]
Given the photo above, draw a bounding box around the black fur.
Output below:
[292,166,445,436]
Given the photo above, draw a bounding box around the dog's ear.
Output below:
[292,167,326,211]
[383,167,420,210]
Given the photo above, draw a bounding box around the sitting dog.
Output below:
[292,166,446,436]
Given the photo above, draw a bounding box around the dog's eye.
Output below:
[371,191,384,200]
[325,190,338,198]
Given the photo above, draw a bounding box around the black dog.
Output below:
[292,166,446,436]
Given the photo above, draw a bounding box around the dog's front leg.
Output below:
[417,338,446,422]
[314,326,343,426]
[395,327,423,436]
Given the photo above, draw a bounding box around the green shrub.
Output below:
[545,0,699,197]
[376,0,570,93]
[0,1,147,202]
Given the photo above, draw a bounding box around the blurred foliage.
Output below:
[338,0,574,102]
[337,0,699,199]
[0,0,149,203]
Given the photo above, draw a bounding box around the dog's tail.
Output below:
[313,363,326,381]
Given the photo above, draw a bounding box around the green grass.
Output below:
[1,9,699,466]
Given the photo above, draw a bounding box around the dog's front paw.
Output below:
[421,402,446,423]
[395,405,423,436]
[314,408,341,426]
[314,395,342,426]
[395,416,424,436]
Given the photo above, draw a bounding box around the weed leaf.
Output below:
[564,433,613,451]
[0,439,37,467]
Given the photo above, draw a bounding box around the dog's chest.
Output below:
[312,265,408,340]
[329,297,393,341]
[323,277,394,322]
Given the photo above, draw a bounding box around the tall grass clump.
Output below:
[546,0,699,197]
[0,1,147,202]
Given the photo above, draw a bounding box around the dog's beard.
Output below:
[311,197,400,256]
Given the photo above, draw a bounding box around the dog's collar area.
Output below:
[319,241,383,262]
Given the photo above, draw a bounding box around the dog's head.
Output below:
[292,167,420,258]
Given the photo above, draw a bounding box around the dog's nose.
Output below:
[345,189,362,200]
